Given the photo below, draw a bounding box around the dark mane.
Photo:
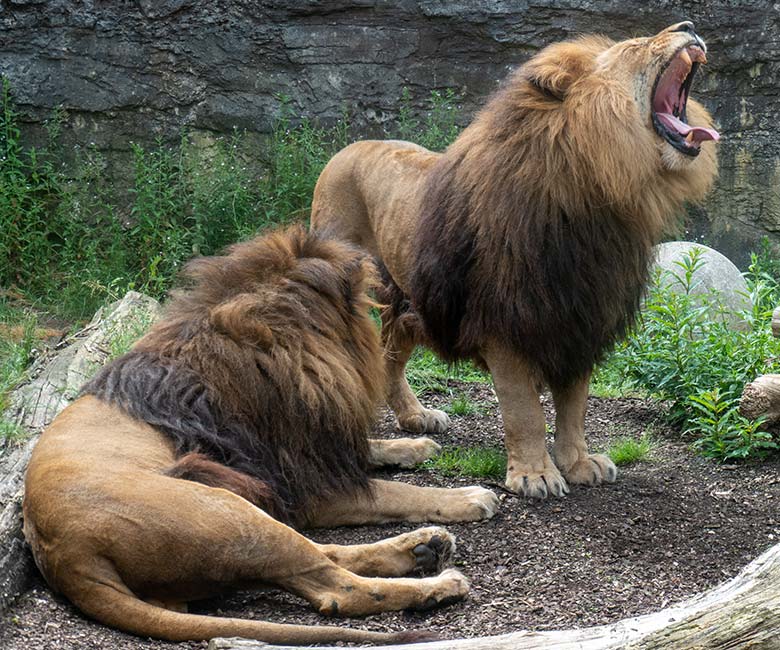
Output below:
[82,226,384,526]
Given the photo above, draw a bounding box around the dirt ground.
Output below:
[2,382,779,649]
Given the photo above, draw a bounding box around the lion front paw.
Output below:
[505,464,569,499]
[410,526,456,574]
[400,437,442,466]
[562,453,618,486]
[397,408,451,434]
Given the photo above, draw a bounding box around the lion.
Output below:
[22,225,499,645]
[311,22,719,499]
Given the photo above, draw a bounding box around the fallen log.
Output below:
[209,539,780,650]
[772,306,780,339]
[739,374,780,425]
[0,291,161,611]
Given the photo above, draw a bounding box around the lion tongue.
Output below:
[657,112,720,144]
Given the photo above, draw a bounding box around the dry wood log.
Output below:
[739,374,780,425]
[0,291,161,611]
[208,540,780,649]
[772,306,780,338]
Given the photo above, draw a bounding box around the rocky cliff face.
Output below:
[1,1,778,263]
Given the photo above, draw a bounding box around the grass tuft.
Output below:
[423,446,506,480]
[607,434,655,466]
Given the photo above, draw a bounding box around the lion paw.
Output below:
[397,408,451,434]
[410,526,456,574]
[505,465,569,499]
[562,453,618,486]
[415,568,470,610]
[398,437,442,467]
[452,486,500,521]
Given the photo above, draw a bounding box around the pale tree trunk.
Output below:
[740,374,780,424]
[0,292,161,611]
[209,541,780,650]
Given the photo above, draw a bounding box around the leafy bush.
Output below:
[599,248,780,461]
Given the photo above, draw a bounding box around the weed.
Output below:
[396,88,461,152]
[406,348,491,395]
[0,301,37,412]
[688,389,777,461]
[106,311,157,361]
[444,395,480,417]
[423,446,506,480]
[607,433,656,466]
[0,418,26,444]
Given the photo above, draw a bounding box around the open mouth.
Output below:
[652,45,720,156]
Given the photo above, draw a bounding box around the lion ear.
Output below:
[524,39,606,100]
[209,294,274,349]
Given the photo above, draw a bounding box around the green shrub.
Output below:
[598,248,780,461]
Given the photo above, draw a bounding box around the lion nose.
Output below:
[671,21,696,35]
[668,21,706,53]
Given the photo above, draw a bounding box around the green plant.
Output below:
[406,348,491,394]
[0,302,38,412]
[106,312,157,361]
[396,88,461,152]
[597,248,780,461]
[444,395,480,417]
[423,446,506,480]
[607,433,656,466]
[688,389,777,460]
[0,418,26,444]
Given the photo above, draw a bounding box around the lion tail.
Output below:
[72,569,433,645]
[164,452,283,517]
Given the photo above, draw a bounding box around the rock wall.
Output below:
[1,0,778,263]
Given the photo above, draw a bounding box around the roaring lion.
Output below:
[312,22,719,498]
[22,225,499,645]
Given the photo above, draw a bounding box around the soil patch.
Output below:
[2,383,778,649]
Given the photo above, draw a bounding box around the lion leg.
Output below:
[315,526,455,577]
[368,437,441,468]
[381,300,450,434]
[304,479,498,527]
[483,345,568,499]
[551,373,617,486]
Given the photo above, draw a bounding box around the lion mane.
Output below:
[408,35,718,389]
[81,225,384,526]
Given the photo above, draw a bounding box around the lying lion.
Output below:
[23,226,498,645]
[312,22,719,498]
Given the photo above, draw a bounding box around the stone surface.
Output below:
[0,2,778,262]
[653,241,751,329]
[0,291,161,612]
